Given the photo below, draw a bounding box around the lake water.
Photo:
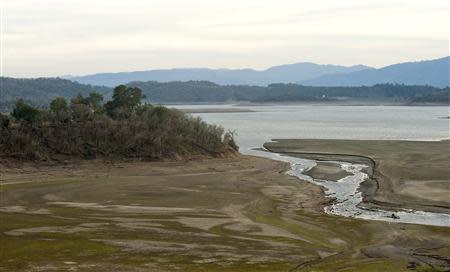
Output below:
[172,104,449,148]
[170,104,450,226]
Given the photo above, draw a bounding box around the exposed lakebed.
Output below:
[178,104,450,227]
[243,147,450,227]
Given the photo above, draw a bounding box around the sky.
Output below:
[1,0,449,77]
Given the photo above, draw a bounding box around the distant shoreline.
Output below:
[166,101,450,108]
[166,102,450,114]
[178,108,255,113]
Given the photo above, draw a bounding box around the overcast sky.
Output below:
[2,0,449,77]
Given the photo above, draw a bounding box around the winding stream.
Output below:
[243,147,450,227]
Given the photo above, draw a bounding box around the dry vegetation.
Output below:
[0,85,237,161]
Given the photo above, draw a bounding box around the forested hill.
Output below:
[127,81,448,104]
[2,77,449,112]
[1,77,111,112]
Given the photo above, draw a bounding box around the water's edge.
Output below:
[243,147,450,227]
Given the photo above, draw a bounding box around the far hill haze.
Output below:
[67,63,370,87]
[67,57,449,88]
[303,57,450,88]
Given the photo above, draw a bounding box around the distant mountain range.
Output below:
[67,63,370,87]
[303,57,450,88]
[67,56,449,87]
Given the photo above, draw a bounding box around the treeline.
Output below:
[1,77,449,112]
[257,83,445,102]
[0,85,237,161]
[409,88,450,104]
[128,81,266,103]
[128,81,449,103]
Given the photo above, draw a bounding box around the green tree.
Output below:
[11,99,40,123]
[50,97,68,113]
[70,104,94,121]
[104,85,145,118]
[86,92,104,113]
[70,94,86,106]
[70,92,104,116]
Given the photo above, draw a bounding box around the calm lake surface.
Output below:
[171,104,450,148]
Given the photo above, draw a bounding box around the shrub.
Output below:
[11,99,41,123]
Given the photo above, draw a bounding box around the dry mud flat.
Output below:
[0,156,449,272]
[265,139,450,214]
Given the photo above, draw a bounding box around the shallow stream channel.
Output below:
[243,147,450,227]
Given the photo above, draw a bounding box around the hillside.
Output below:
[0,77,111,112]
[302,56,450,87]
[67,63,370,87]
[127,81,448,104]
